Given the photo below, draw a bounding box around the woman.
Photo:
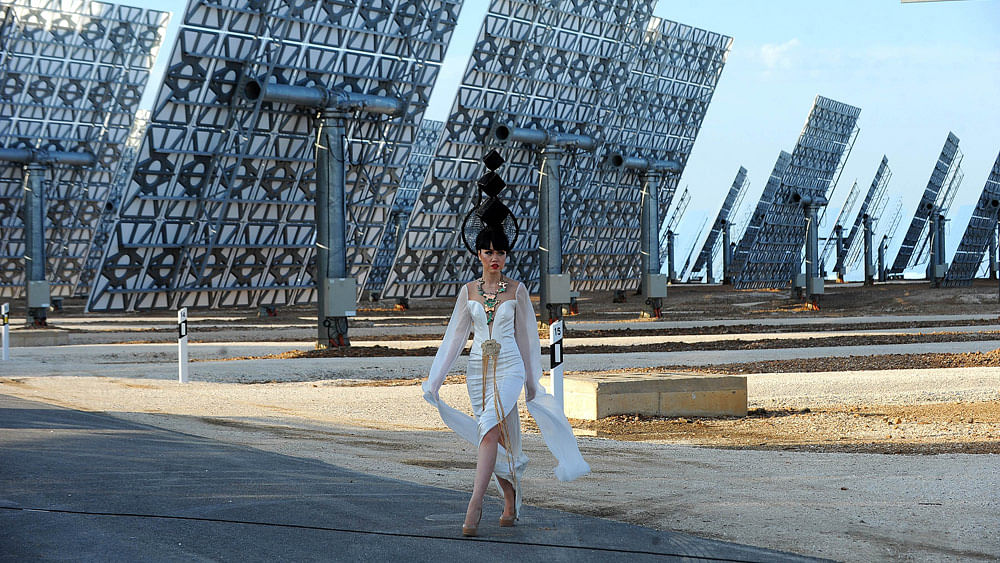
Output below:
[422,226,590,537]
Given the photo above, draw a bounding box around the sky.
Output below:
[137,0,999,281]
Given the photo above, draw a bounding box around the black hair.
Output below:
[475,227,511,253]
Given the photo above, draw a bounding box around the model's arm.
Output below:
[513,282,541,402]
[423,284,472,398]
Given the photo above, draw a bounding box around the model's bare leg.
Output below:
[497,476,515,519]
[494,428,516,519]
[465,425,500,529]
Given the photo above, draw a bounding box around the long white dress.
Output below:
[422,281,590,517]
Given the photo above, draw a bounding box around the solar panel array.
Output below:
[842,156,891,269]
[86,0,461,311]
[730,150,791,279]
[687,166,747,278]
[943,150,1000,286]
[888,132,960,274]
[367,118,443,296]
[0,0,167,298]
[911,146,964,268]
[564,17,731,291]
[385,1,731,298]
[819,179,858,269]
[733,96,861,289]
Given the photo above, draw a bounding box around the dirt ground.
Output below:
[3,279,1000,561]
[12,279,1000,457]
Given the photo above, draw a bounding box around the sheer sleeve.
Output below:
[515,282,590,481]
[513,282,541,401]
[422,284,472,398]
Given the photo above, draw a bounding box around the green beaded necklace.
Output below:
[477,277,508,324]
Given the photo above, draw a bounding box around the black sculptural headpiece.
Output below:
[461,149,519,254]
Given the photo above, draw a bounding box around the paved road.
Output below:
[0,394,818,562]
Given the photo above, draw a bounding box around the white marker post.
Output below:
[549,319,564,410]
[2,303,10,361]
[177,308,189,383]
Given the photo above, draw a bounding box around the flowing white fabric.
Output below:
[422,282,590,516]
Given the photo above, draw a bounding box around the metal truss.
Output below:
[944,150,1000,286]
[912,146,964,268]
[659,185,688,256]
[687,166,747,279]
[0,0,168,298]
[367,118,443,296]
[883,198,903,246]
[87,0,461,311]
[730,150,792,279]
[844,156,891,269]
[680,215,708,280]
[819,180,858,269]
[733,96,861,290]
[387,1,732,298]
[888,132,960,274]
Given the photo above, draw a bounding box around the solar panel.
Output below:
[912,146,964,269]
[680,214,708,280]
[734,95,861,290]
[730,150,792,280]
[660,185,688,280]
[0,0,168,299]
[943,150,1000,286]
[387,3,731,298]
[86,0,461,312]
[565,17,731,292]
[368,118,443,297]
[819,179,858,271]
[888,132,960,274]
[688,166,747,280]
[844,156,891,269]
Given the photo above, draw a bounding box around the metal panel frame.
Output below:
[386,2,731,298]
[888,132,960,273]
[733,96,861,289]
[843,156,891,269]
[943,150,1000,286]
[687,166,747,279]
[367,118,443,295]
[87,0,461,311]
[730,150,791,279]
[0,0,168,298]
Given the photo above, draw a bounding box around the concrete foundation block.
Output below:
[10,330,69,347]
[543,371,747,420]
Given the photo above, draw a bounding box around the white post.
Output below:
[177,308,189,383]
[549,319,564,411]
[2,303,9,361]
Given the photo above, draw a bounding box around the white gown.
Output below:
[422,281,590,517]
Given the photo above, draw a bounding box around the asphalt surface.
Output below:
[0,394,821,562]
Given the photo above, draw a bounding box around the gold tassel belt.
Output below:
[481,338,517,486]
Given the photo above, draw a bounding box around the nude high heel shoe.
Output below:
[499,490,516,527]
[462,506,482,537]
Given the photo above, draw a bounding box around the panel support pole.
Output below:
[863,214,874,286]
[539,146,564,325]
[23,163,49,327]
[721,220,732,285]
[878,235,888,282]
[666,230,676,283]
[316,112,353,348]
[639,171,664,316]
[834,224,845,283]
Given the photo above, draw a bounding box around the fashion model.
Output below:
[422,226,590,537]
